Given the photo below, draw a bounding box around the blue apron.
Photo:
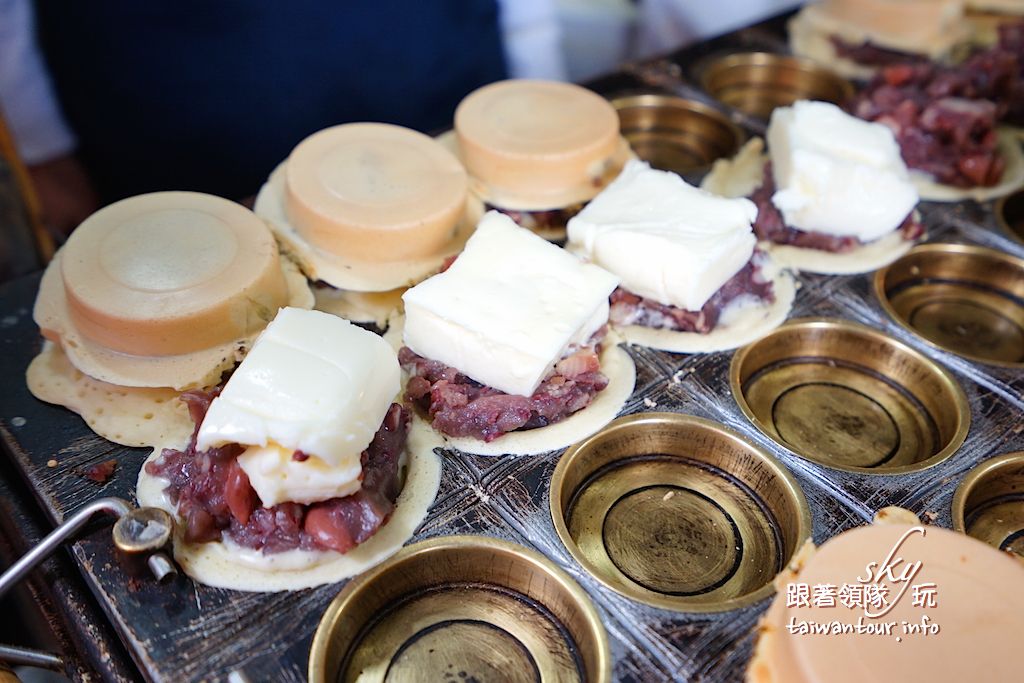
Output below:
[35,1,507,201]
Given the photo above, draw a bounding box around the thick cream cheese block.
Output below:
[197,307,399,505]
[402,211,619,397]
[235,444,362,507]
[768,101,918,242]
[567,160,758,312]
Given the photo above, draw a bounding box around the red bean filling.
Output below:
[145,390,410,554]
[399,332,608,443]
[608,254,775,334]
[486,203,586,232]
[847,22,1024,187]
[829,36,928,68]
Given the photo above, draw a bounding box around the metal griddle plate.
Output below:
[2,15,1024,683]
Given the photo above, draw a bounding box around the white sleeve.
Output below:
[497,0,569,81]
[0,0,76,164]
[634,0,805,58]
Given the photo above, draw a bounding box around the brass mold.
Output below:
[996,188,1024,246]
[700,52,854,119]
[308,535,610,683]
[611,94,744,175]
[874,243,1024,368]
[550,412,811,613]
[730,318,970,474]
[952,452,1024,558]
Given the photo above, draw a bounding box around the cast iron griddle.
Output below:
[2,15,1024,682]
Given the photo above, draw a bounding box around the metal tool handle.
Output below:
[0,497,177,670]
[0,497,176,599]
[0,644,61,673]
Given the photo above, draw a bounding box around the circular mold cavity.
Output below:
[550,412,810,612]
[952,452,1024,558]
[875,243,1024,368]
[611,95,744,176]
[995,187,1024,245]
[308,536,610,683]
[730,318,970,474]
[700,52,853,119]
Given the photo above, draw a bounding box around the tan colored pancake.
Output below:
[748,523,1024,683]
[435,130,634,241]
[283,123,467,263]
[34,250,312,391]
[454,80,627,212]
[255,162,483,292]
[616,261,796,354]
[136,416,443,592]
[27,341,193,449]
[789,1,970,80]
[33,191,313,390]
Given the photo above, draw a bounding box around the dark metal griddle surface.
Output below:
[2,15,1023,683]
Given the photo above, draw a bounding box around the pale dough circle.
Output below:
[766,229,916,275]
[27,341,193,449]
[616,263,796,354]
[136,416,443,592]
[312,286,404,328]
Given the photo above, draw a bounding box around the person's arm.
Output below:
[633,0,805,58]
[0,0,97,237]
[498,0,568,80]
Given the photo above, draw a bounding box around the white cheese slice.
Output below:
[236,444,362,507]
[402,211,619,397]
[196,307,399,505]
[768,101,919,243]
[567,160,758,311]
